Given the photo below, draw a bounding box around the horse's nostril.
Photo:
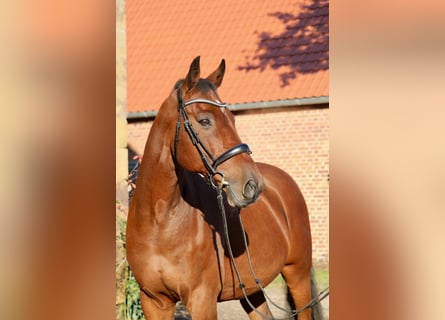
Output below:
[243,179,257,200]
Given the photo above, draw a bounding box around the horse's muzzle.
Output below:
[243,178,259,202]
[225,176,263,209]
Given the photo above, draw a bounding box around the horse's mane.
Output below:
[173,79,184,90]
[173,78,217,93]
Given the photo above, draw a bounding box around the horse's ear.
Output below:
[183,56,201,92]
[206,59,225,88]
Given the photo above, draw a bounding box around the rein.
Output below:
[215,184,329,320]
[174,88,329,319]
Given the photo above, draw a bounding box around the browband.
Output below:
[183,98,227,109]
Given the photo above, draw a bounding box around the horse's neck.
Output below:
[134,121,181,220]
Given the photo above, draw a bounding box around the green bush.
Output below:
[116,209,144,320]
[126,271,144,320]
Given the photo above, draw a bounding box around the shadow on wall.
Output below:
[238,0,329,87]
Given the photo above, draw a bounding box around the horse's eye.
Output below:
[198,118,212,127]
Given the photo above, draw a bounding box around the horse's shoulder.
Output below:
[255,162,304,198]
[256,162,296,184]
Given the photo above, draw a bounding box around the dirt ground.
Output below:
[174,286,329,319]
[217,287,329,320]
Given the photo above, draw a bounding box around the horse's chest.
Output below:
[138,220,221,293]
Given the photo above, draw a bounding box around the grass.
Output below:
[313,268,329,290]
[267,268,329,291]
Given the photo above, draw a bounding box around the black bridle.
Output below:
[174,88,251,188]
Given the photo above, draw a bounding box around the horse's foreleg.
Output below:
[240,290,273,320]
[184,286,218,320]
[140,289,176,320]
[281,265,312,320]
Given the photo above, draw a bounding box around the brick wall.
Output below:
[127,104,329,267]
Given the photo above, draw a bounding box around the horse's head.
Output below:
[172,56,264,208]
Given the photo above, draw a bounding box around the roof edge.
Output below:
[127,110,158,120]
[228,96,329,112]
[127,96,329,120]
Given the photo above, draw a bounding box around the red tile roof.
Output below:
[127,0,328,113]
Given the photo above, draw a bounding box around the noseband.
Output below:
[174,88,251,188]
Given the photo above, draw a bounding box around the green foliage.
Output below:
[126,271,144,320]
[116,210,144,320]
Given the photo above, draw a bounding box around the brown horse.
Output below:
[126,56,322,320]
